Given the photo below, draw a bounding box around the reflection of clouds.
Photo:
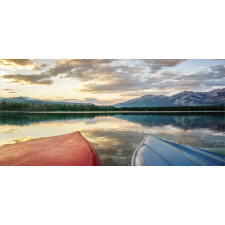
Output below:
[13,136,34,143]
[80,129,145,151]
[1,127,18,134]
[1,136,33,146]
[139,125,225,148]
[79,129,145,165]
[1,113,224,165]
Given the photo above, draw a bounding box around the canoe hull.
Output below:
[0,131,100,166]
[131,136,225,166]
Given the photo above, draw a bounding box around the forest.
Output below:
[0,100,224,112]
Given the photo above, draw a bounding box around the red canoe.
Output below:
[0,131,100,166]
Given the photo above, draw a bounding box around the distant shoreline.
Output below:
[1,111,225,113]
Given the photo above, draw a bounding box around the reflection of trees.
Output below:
[0,113,104,125]
[0,112,224,133]
[114,113,225,132]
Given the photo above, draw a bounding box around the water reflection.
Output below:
[0,112,224,166]
[115,113,225,132]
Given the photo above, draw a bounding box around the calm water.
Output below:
[0,112,225,166]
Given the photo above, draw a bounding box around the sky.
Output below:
[0,59,225,105]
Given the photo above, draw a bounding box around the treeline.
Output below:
[0,100,224,111]
[121,105,225,111]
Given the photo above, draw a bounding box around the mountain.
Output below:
[0,97,94,106]
[1,88,225,108]
[114,88,225,107]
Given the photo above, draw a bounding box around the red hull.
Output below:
[0,131,100,166]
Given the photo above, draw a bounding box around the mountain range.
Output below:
[0,97,94,106]
[114,88,225,107]
[0,88,225,107]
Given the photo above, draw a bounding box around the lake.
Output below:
[0,112,224,166]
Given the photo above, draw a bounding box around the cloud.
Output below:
[83,98,120,105]
[55,98,79,103]
[2,74,53,85]
[75,75,145,93]
[1,59,224,96]
[1,59,185,88]
[48,59,116,77]
[48,60,144,91]
[171,65,225,88]
[47,59,186,78]
[0,59,46,70]
[142,59,186,72]
[1,59,34,66]
[2,59,140,87]
[1,89,21,94]
[209,64,225,78]
[74,63,225,94]
[32,63,47,70]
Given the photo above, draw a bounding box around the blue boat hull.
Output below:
[131,136,225,166]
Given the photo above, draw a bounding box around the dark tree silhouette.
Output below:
[0,100,224,112]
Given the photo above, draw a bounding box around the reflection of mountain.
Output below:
[0,112,224,133]
[114,113,225,132]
